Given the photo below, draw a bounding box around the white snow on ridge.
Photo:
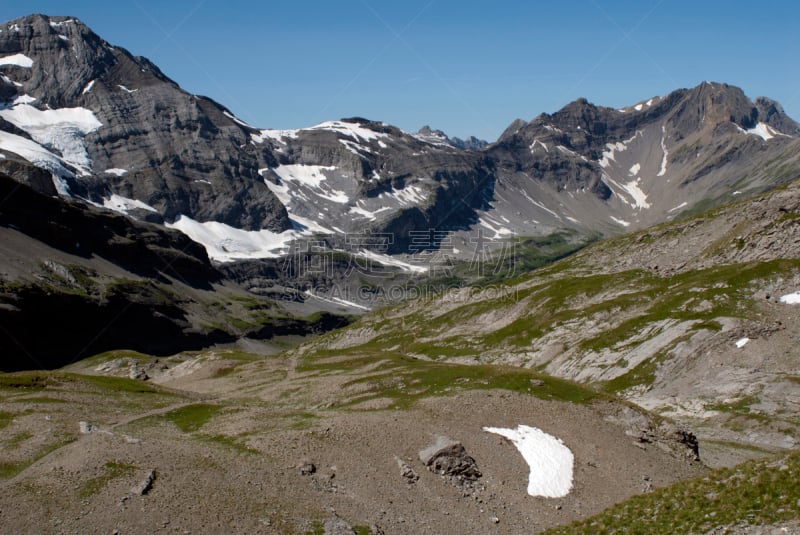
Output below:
[49,19,77,28]
[82,80,96,95]
[0,53,34,68]
[0,103,103,175]
[103,168,128,177]
[118,85,138,94]
[12,94,36,105]
[222,110,253,128]
[0,130,75,182]
[779,292,800,304]
[167,215,298,262]
[102,194,157,215]
[483,425,574,498]
[308,120,389,142]
[745,122,782,141]
[251,128,299,143]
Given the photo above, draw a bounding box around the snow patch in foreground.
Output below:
[483,425,573,498]
[735,337,749,348]
[779,292,800,304]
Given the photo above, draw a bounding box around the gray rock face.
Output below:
[0,14,289,231]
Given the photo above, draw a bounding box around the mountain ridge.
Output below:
[2,13,800,263]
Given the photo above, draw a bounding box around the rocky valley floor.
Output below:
[0,349,709,534]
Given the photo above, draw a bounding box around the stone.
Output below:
[419,436,481,481]
[132,469,156,496]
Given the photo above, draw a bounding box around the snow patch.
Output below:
[378,185,427,206]
[745,122,785,141]
[634,103,643,111]
[118,85,138,94]
[222,110,253,128]
[357,249,428,273]
[735,337,750,349]
[304,290,370,311]
[779,292,800,304]
[167,215,298,262]
[622,179,650,209]
[657,125,669,177]
[483,425,574,498]
[103,194,157,215]
[628,163,640,176]
[251,128,299,143]
[348,203,392,221]
[610,216,630,227]
[668,201,688,213]
[0,129,75,181]
[308,120,389,142]
[0,104,103,175]
[0,53,34,68]
[49,19,77,28]
[82,80,96,95]
[530,139,549,153]
[103,168,128,177]
[12,94,36,105]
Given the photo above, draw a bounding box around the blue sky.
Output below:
[4,1,800,140]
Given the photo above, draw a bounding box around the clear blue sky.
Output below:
[5,1,800,141]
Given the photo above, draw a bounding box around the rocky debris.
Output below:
[322,515,356,535]
[656,423,700,462]
[78,421,94,434]
[419,436,482,484]
[132,469,156,496]
[608,406,700,462]
[395,456,419,484]
[128,362,149,381]
[297,460,316,476]
[626,421,700,462]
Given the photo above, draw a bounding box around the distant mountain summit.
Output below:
[414,125,488,151]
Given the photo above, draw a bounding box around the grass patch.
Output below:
[77,374,162,394]
[304,351,604,409]
[602,358,660,394]
[0,411,13,429]
[545,452,800,534]
[3,431,33,448]
[78,461,138,498]
[0,372,51,391]
[166,403,223,433]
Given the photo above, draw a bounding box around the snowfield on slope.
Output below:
[483,424,574,498]
[0,104,102,175]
